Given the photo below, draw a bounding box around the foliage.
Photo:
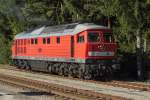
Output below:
[0,34,11,64]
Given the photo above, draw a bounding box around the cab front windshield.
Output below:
[103,33,114,43]
[88,32,100,42]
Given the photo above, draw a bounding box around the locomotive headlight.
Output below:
[98,45,104,50]
[98,45,102,49]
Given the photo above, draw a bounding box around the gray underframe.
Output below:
[12,56,112,64]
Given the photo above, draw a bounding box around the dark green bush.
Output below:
[0,34,11,64]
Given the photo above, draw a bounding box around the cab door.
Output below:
[71,36,74,57]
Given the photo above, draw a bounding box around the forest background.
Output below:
[0,0,150,80]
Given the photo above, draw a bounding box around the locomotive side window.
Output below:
[31,39,34,44]
[103,33,114,43]
[43,38,46,44]
[57,37,60,44]
[88,32,100,42]
[77,35,84,43]
[47,38,50,44]
[35,38,38,44]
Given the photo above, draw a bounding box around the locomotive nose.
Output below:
[88,43,117,57]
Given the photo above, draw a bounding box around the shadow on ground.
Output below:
[114,52,150,82]
[19,91,54,96]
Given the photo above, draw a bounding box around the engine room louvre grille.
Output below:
[24,39,26,45]
[24,47,26,53]
[21,39,23,45]
[28,40,30,44]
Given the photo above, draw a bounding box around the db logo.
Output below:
[38,48,42,52]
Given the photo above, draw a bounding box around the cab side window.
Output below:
[47,38,50,44]
[77,35,84,43]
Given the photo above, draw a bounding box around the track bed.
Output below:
[0,65,150,100]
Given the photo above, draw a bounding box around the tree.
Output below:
[22,0,84,26]
[0,0,25,34]
[95,0,120,28]
[117,0,150,80]
[0,0,25,64]
[0,34,11,64]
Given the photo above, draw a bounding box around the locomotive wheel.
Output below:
[25,61,30,70]
[48,66,52,73]
[74,67,79,78]
[98,65,113,81]
[20,60,24,69]
[78,67,84,79]
[83,70,92,80]
[68,66,74,77]
[58,67,64,76]
[52,64,58,74]
[105,66,113,81]
[58,64,65,76]
[84,65,92,80]
[64,66,69,76]
[18,60,23,69]
[55,65,59,75]
[23,60,28,69]
[26,65,31,70]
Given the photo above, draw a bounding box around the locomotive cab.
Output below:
[86,30,117,62]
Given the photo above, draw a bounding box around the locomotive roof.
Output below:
[15,23,109,39]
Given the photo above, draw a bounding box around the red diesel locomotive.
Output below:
[12,23,117,79]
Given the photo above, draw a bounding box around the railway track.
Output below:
[0,71,130,100]
[1,65,150,92]
[100,81,150,92]
[12,67,150,91]
[0,65,150,99]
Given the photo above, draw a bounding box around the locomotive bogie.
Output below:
[13,59,114,80]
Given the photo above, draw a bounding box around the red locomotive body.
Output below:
[12,23,117,79]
